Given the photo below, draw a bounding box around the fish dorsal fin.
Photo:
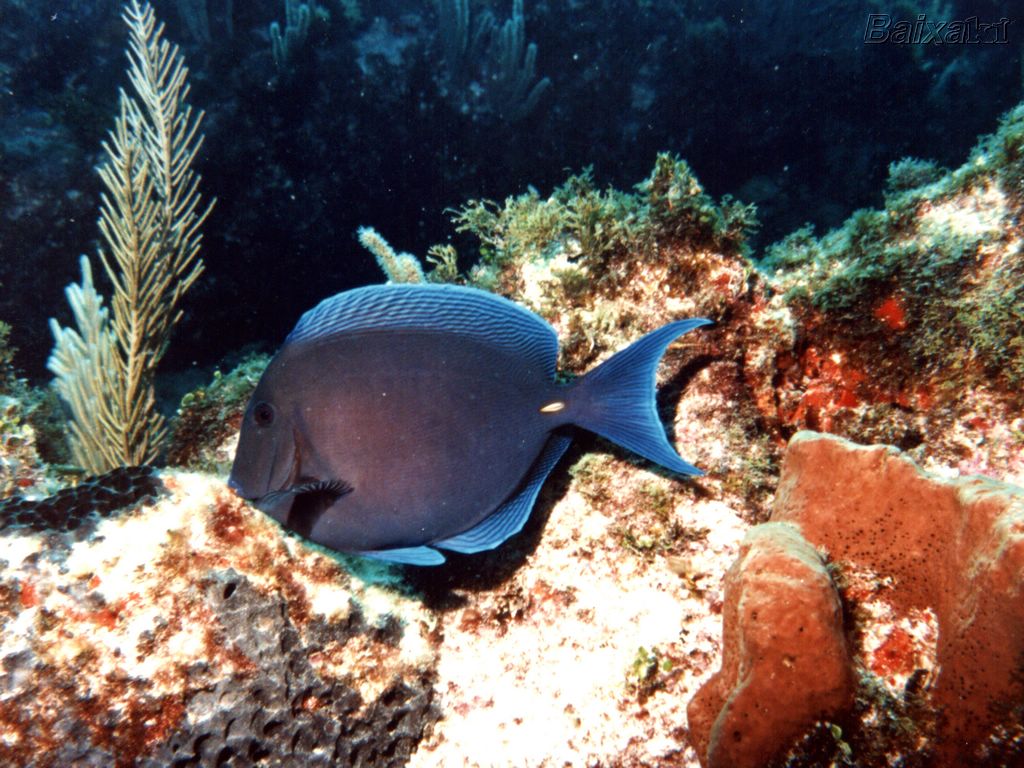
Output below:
[433,434,572,554]
[288,284,559,378]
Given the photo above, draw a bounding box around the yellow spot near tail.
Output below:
[540,401,565,413]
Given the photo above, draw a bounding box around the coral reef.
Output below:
[763,127,1023,388]
[747,105,1024,486]
[369,137,1020,763]
[3,105,1023,765]
[0,152,768,766]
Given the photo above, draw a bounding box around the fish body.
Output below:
[229,284,709,565]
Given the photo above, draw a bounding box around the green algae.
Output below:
[451,154,757,289]
[763,103,1024,387]
[166,353,271,472]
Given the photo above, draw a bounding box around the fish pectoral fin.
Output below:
[285,478,352,539]
[433,434,573,555]
[290,477,353,497]
[360,546,446,566]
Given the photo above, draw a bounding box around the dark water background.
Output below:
[0,0,1019,384]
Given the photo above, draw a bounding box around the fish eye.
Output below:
[252,401,276,427]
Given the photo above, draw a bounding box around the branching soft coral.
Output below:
[48,1,213,473]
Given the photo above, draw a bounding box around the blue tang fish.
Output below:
[228,284,709,565]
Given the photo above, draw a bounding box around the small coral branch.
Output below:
[485,0,550,122]
[270,0,316,71]
[357,226,426,284]
[48,258,121,472]
[434,0,550,122]
[435,0,495,93]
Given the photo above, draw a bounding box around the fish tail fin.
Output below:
[569,318,711,475]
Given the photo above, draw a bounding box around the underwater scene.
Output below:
[1,0,1023,765]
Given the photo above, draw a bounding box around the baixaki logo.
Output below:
[863,13,1010,44]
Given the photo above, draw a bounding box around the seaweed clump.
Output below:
[166,353,270,472]
[455,153,757,295]
[763,104,1024,390]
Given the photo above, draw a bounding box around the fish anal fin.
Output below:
[360,546,446,566]
[434,434,572,555]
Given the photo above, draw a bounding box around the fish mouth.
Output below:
[234,426,311,512]
[226,476,251,500]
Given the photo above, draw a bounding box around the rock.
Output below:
[0,462,749,768]
[773,431,1024,765]
[686,522,854,768]
[0,472,438,767]
[407,487,745,768]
